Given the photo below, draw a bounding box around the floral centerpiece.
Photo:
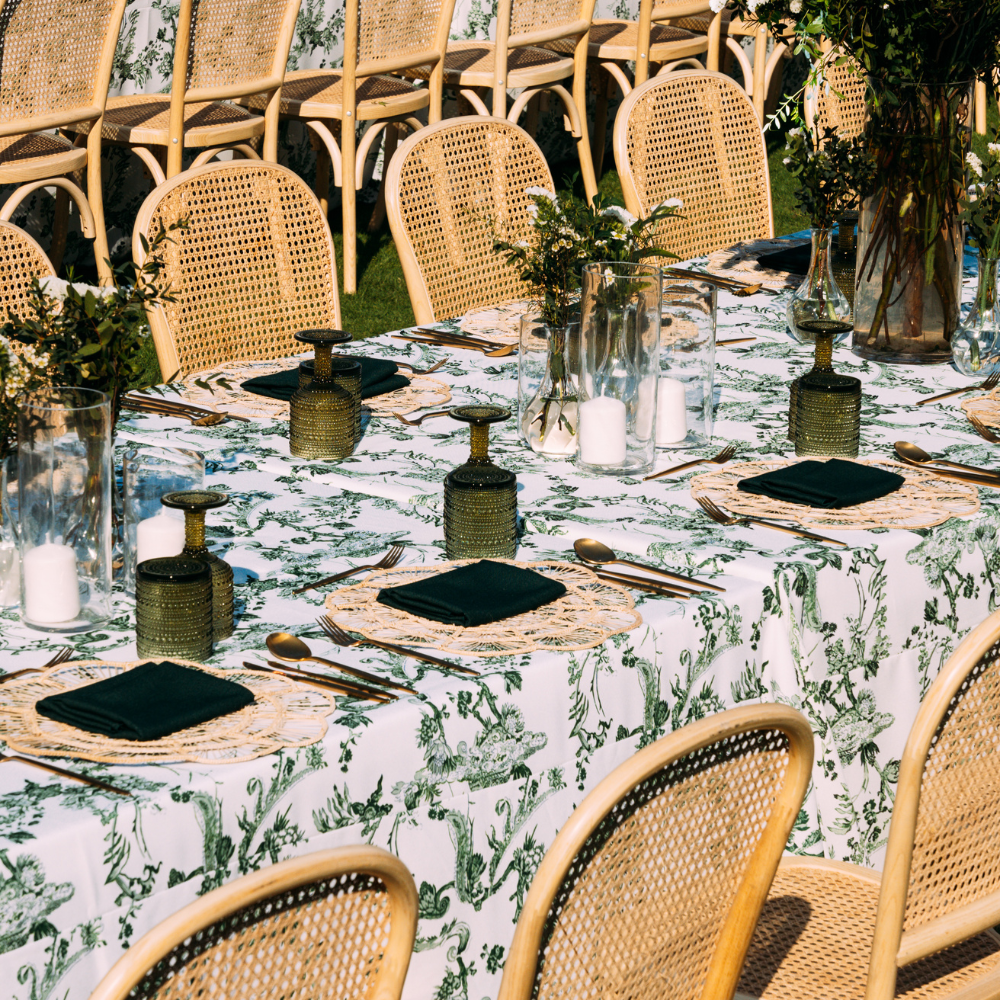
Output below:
[723,0,1000,364]
[493,188,680,456]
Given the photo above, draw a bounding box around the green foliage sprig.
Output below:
[493,187,680,329]
[963,136,1000,259]
[783,125,875,228]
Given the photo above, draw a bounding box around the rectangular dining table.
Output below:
[1,271,997,1000]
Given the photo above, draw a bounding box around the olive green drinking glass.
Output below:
[135,555,213,660]
[289,329,355,459]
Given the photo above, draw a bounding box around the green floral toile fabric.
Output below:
[1,258,998,1000]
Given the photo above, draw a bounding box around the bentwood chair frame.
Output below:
[614,69,773,261]
[71,0,301,189]
[240,0,457,296]
[87,845,418,1000]
[385,116,555,325]
[419,0,598,202]
[496,704,814,1000]
[739,607,1000,1000]
[133,160,342,380]
[0,219,57,323]
[0,0,127,283]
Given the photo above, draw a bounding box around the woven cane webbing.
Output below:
[617,71,771,261]
[739,862,1000,1000]
[809,53,867,138]
[532,727,792,1000]
[587,20,701,60]
[128,872,395,1000]
[138,161,339,375]
[96,95,259,142]
[0,0,119,123]
[356,0,446,66]
[511,0,583,38]
[243,71,423,117]
[184,0,290,91]
[0,131,82,165]
[389,118,553,322]
[904,638,1000,931]
[0,221,54,322]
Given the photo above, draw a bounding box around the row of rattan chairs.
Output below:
[82,605,1000,1000]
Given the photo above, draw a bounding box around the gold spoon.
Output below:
[573,538,726,593]
[394,334,516,358]
[265,632,417,695]
[894,441,1000,482]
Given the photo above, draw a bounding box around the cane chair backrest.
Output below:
[87,845,419,1000]
[864,608,1000,1000]
[352,0,451,72]
[509,0,586,41]
[0,0,126,132]
[0,220,54,324]
[615,69,773,261]
[804,49,867,138]
[497,704,814,1000]
[133,160,341,379]
[386,117,555,324]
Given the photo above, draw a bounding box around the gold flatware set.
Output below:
[124,393,252,424]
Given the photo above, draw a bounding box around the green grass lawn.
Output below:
[125,139,842,390]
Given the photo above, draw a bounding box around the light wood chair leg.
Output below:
[315,144,331,219]
[342,115,358,295]
[87,134,113,284]
[49,184,70,274]
[592,64,612,182]
[976,79,988,135]
[368,122,398,234]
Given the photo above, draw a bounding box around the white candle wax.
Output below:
[579,396,627,466]
[656,377,687,445]
[23,543,80,623]
[136,512,186,565]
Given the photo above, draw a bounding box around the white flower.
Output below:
[989,142,1000,156]
[967,151,984,178]
[709,0,726,10]
[783,156,792,165]
[525,186,558,206]
[600,205,637,226]
[655,197,683,210]
[38,275,114,300]
[790,0,802,11]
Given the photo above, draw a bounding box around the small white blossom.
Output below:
[967,151,984,178]
[989,142,1000,156]
[525,186,558,206]
[655,197,683,210]
[709,0,726,10]
[790,0,802,11]
[600,204,637,226]
[38,276,114,300]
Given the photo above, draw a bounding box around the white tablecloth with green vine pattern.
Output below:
[2,273,998,1000]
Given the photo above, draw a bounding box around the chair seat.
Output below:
[413,41,574,89]
[664,10,732,34]
[242,69,429,121]
[73,95,264,147]
[589,19,707,62]
[0,131,87,182]
[738,858,1000,1000]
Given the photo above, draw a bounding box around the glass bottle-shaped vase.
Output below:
[787,318,854,440]
[952,254,1000,376]
[519,320,579,458]
[443,405,517,559]
[160,490,234,641]
[289,329,355,459]
[786,228,853,344]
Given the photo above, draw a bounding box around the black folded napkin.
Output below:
[36,661,255,741]
[756,242,812,276]
[737,459,905,509]
[376,560,568,627]
[241,357,411,401]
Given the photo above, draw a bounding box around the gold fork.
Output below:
[292,543,405,595]
[644,443,737,482]
[969,414,1000,443]
[394,359,448,376]
[0,645,75,685]
[394,410,451,427]
[316,616,480,676]
[916,370,1000,406]
[696,495,848,547]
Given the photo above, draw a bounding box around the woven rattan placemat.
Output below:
[0,660,336,764]
[458,301,533,345]
[174,359,451,420]
[324,560,641,657]
[962,392,1000,428]
[690,458,980,530]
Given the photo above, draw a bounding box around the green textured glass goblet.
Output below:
[444,404,517,559]
[289,329,355,459]
[160,489,234,641]
[135,556,213,660]
[299,355,362,445]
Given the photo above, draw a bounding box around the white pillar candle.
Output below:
[656,377,687,445]
[136,512,186,565]
[23,543,80,623]
[579,396,627,466]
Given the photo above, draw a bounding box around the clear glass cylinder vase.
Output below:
[17,387,112,632]
[786,228,853,343]
[518,318,579,458]
[577,262,661,475]
[0,456,19,608]
[951,254,1000,376]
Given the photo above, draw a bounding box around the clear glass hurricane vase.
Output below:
[0,456,18,608]
[952,254,1000,376]
[786,228,853,344]
[518,318,579,458]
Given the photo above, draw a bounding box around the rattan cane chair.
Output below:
[87,845,418,1000]
[804,47,867,138]
[132,160,341,380]
[0,220,56,323]
[739,606,1000,1000]
[70,0,301,189]
[614,69,772,261]
[496,704,814,1000]
[241,0,456,296]
[407,0,598,202]
[0,0,127,283]
[385,116,554,325]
